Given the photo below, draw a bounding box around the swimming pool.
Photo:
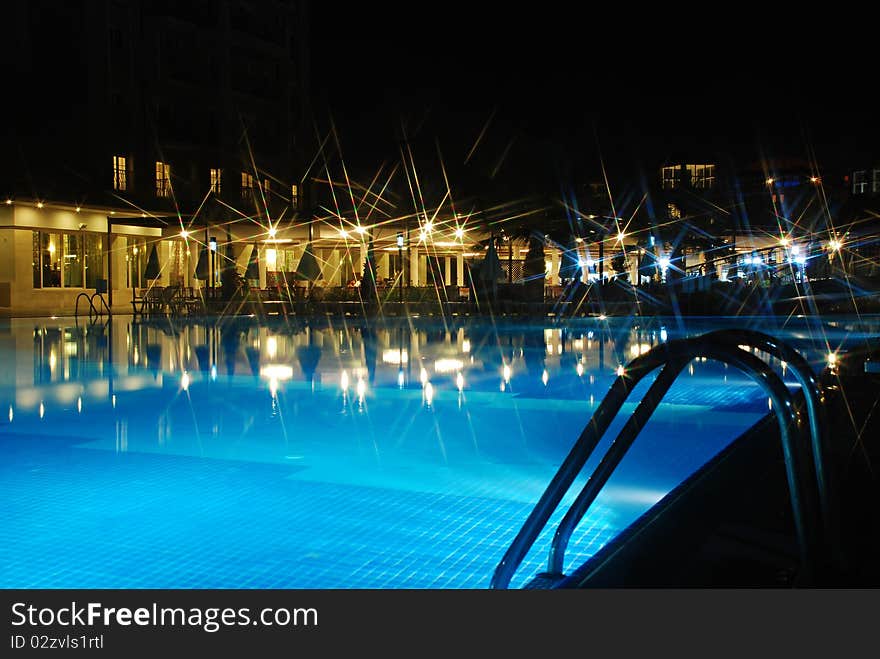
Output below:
[1,314,874,588]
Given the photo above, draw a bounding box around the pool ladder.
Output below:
[75,292,112,323]
[490,329,835,589]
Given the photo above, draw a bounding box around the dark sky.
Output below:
[309,6,875,183]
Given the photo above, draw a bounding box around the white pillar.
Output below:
[378,253,389,280]
[444,256,452,285]
[550,249,560,286]
[456,253,464,287]
[410,247,419,286]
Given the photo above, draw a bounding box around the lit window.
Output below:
[32,232,61,288]
[210,168,222,195]
[156,161,171,197]
[241,172,255,199]
[661,166,680,190]
[291,183,299,210]
[263,178,271,195]
[32,231,104,289]
[853,170,867,195]
[686,163,715,189]
[667,203,681,219]
[113,155,127,191]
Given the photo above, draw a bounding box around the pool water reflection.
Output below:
[1,315,875,588]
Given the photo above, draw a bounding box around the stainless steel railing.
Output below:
[490,329,828,589]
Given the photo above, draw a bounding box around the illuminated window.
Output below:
[686,164,715,189]
[291,183,299,210]
[156,161,171,197]
[667,203,681,219]
[113,155,127,191]
[241,172,255,199]
[210,168,222,195]
[661,166,680,190]
[263,178,271,195]
[32,232,61,288]
[31,231,103,289]
[853,170,867,195]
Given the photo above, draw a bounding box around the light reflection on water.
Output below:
[1,314,877,588]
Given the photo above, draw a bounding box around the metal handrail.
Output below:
[704,329,830,536]
[75,292,113,322]
[547,328,834,578]
[490,331,825,589]
[91,292,112,317]
[75,292,97,318]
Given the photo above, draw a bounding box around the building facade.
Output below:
[1,0,311,314]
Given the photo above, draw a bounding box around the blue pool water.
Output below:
[1,314,876,588]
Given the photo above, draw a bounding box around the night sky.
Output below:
[310,6,876,184]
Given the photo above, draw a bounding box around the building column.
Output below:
[325,247,340,285]
[410,247,419,286]
[110,235,128,303]
[444,256,452,285]
[550,249,560,286]
[456,253,464,287]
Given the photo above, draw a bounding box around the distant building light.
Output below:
[355,225,368,235]
[180,230,189,239]
[37,201,44,209]
[766,177,775,185]
[268,226,277,238]
[810,176,820,184]
[339,229,350,239]
[424,221,434,232]
[779,237,789,247]
[454,228,464,239]
[616,232,626,242]
[4,199,11,205]
[658,256,670,271]
[75,206,81,212]
[397,233,404,247]
[828,239,842,251]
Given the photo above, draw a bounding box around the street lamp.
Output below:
[209,236,217,299]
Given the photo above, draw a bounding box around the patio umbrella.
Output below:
[245,243,260,280]
[144,244,160,280]
[559,235,580,283]
[194,246,208,280]
[295,242,321,282]
[361,239,378,303]
[479,238,503,282]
